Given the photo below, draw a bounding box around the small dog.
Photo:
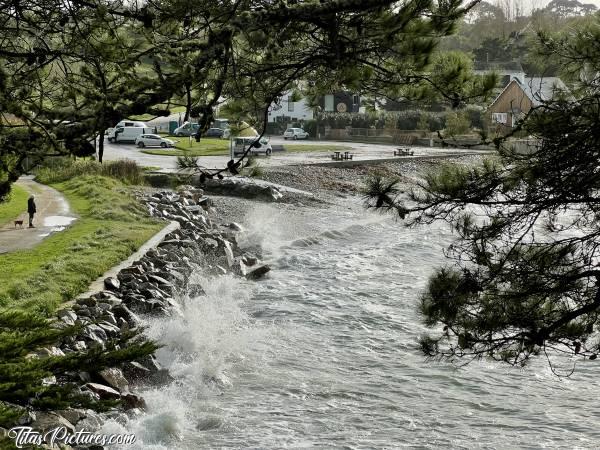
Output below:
[14,220,24,228]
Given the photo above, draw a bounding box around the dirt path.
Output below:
[0,176,77,254]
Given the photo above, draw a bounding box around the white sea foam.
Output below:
[104,200,600,449]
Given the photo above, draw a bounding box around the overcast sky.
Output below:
[538,0,600,6]
[481,0,600,14]
[522,0,600,13]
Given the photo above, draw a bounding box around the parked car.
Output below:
[283,128,309,140]
[173,122,200,137]
[231,136,272,156]
[135,134,175,148]
[203,128,224,138]
[107,126,153,143]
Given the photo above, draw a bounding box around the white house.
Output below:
[268,91,314,123]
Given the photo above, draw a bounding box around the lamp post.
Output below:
[315,106,322,140]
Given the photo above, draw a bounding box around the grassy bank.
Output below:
[0,175,162,315]
[0,185,29,227]
[142,139,352,157]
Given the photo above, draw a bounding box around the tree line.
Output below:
[0,0,495,197]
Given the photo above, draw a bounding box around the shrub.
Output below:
[396,112,420,130]
[444,111,471,135]
[35,158,143,185]
[428,115,446,132]
[417,113,430,131]
[302,120,317,137]
[247,164,264,178]
[466,107,485,130]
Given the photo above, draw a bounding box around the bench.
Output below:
[394,147,414,157]
[331,151,353,161]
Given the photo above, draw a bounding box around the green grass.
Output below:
[141,139,352,157]
[35,159,144,185]
[0,185,29,227]
[0,175,163,315]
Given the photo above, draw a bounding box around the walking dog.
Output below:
[14,220,24,228]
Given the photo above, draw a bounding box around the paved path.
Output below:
[0,177,77,254]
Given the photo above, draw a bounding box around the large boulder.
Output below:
[56,309,77,326]
[200,178,283,202]
[103,277,120,291]
[85,383,121,400]
[245,265,271,280]
[99,368,129,393]
[30,412,75,435]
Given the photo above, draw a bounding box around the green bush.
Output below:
[444,111,471,135]
[101,159,143,185]
[466,107,484,130]
[428,115,445,132]
[303,120,317,137]
[35,158,144,185]
[396,112,420,130]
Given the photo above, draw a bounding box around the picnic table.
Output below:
[394,147,414,157]
[332,151,353,161]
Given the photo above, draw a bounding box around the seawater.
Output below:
[101,200,600,449]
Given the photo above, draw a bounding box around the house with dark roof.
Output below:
[487,77,568,132]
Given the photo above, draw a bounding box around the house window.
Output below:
[288,96,294,112]
[353,95,359,105]
[492,113,508,124]
[324,94,334,112]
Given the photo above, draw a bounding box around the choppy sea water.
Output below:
[102,200,600,449]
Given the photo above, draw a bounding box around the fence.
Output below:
[348,128,427,138]
[325,127,423,145]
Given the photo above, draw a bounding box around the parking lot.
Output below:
[100,135,490,172]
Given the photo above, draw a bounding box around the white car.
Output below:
[135,134,175,148]
[283,128,309,140]
[231,136,272,156]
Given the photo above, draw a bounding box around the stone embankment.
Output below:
[8,185,270,445]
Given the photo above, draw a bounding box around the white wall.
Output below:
[268,91,314,122]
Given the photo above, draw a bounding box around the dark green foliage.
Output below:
[366,18,600,371]
[0,0,495,189]
[0,310,157,428]
[396,114,420,131]
[362,173,408,218]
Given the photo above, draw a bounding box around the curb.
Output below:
[76,220,180,299]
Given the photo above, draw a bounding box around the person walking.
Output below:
[27,195,36,228]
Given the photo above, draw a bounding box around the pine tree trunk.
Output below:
[184,83,191,122]
[98,130,105,163]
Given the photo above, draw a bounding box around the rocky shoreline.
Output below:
[2,155,483,448]
[259,154,485,198]
[4,185,272,448]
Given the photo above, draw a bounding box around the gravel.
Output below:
[259,154,486,200]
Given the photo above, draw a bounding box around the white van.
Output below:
[106,120,148,141]
[107,126,153,143]
[231,136,272,156]
[115,120,147,128]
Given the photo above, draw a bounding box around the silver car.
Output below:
[135,134,175,148]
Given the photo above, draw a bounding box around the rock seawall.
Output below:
[8,186,270,447]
